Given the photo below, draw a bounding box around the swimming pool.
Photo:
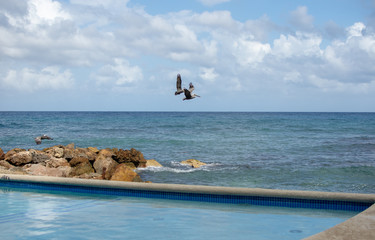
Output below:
[0,186,358,240]
[0,174,374,240]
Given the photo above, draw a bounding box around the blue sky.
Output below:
[1,0,375,111]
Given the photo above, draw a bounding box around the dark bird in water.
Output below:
[174,73,200,100]
[35,135,53,145]
[175,74,184,95]
[183,82,200,101]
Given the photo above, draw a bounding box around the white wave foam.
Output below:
[136,161,223,173]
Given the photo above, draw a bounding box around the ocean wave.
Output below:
[136,162,225,174]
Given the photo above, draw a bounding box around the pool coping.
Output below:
[1,174,375,239]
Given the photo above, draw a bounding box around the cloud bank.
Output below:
[0,0,374,110]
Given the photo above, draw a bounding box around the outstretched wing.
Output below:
[41,135,53,140]
[189,82,194,93]
[184,88,192,99]
[176,74,182,91]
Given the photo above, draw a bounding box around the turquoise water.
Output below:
[0,112,374,193]
[0,186,358,240]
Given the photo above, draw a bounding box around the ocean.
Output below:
[0,112,374,194]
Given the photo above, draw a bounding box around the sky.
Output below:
[1,0,375,112]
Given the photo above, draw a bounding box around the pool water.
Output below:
[0,186,358,240]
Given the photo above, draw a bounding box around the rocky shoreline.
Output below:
[0,144,206,183]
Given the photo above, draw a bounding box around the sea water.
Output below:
[0,112,374,193]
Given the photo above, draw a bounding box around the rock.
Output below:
[0,147,4,160]
[110,164,142,182]
[43,145,65,158]
[114,148,147,168]
[69,157,95,176]
[5,151,33,166]
[0,160,13,169]
[51,147,64,158]
[29,149,51,165]
[93,154,118,180]
[65,143,75,149]
[24,164,71,177]
[181,159,206,168]
[97,149,114,158]
[4,148,26,160]
[145,159,163,168]
[46,157,70,168]
[87,147,99,153]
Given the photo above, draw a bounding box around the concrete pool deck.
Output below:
[1,174,374,239]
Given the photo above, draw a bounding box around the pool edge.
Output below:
[1,174,375,239]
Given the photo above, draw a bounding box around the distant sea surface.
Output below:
[0,112,374,194]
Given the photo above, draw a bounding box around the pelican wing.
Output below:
[41,135,53,140]
[176,74,182,91]
[184,88,192,99]
[189,82,194,93]
[175,74,183,95]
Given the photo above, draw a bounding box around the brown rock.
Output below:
[97,149,114,158]
[114,148,147,168]
[29,149,51,165]
[4,148,26,160]
[65,143,75,149]
[0,147,4,160]
[5,151,33,166]
[69,157,95,176]
[87,147,99,153]
[46,157,70,168]
[23,164,71,177]
[0,160,13,169]
[93,154,118,180]
[181,159,206,168]
[110,164,142,182]
[145,159,163,168]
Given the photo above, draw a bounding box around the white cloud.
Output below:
[5,0,71,30]
[272,32,322,58]
[233,35,271,65]
[200,67,218,82]
[289,6,314,30]
[2,66,74,92]
[198,0,231,7]
[347,22,366,38]
[0,0,374,110]
[95,58,143,88]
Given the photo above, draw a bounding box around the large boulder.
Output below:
[44,146,65,158]
[5,151,33,166]
[45,157,70,168]
[0,147,4,160]
[93,153,118,180]
[110,164,142,182]
[4,148,26,160]
[181,159,207,168]
[63,147,95,161]
[23,164,71,177]
[69,157,95,177]
[29,149,51,165]
[114,148,147,168]
[0,160,13,169]
[145,159,163,168]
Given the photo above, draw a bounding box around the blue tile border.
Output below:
[0,179,372,212]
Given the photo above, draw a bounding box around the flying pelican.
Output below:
[175,74,184,95]
[35,134,53,145]
[183,82,200,101]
